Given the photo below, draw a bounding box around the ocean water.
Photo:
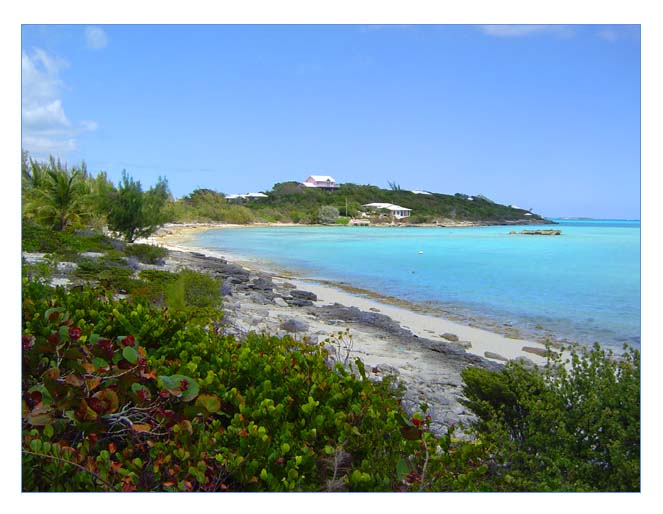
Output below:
[186,220,641,350]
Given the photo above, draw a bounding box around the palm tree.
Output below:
[28,164,90,231]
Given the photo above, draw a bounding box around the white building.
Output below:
[226,192,268,200]
[363,202,412,219]
[302,175,338,189]
[411,190,432,195]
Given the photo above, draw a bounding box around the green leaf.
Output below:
[159,374,199,402]
[195,393,221,413]
[122,346,138,365]
[396,459,409,481]
[92,357,108,370]
[44,307,65,322]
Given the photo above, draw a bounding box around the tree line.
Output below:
[22,152,171,242]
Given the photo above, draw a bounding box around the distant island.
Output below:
[174,176,553,227]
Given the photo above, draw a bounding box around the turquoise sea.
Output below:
[185,220,641,350]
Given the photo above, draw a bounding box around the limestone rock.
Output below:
[285,297,314,307]
[273,297,289,308]
[80,252,105,259]
[22,252,48,264]
[250,277,274,291]
[441,333,459,342]
[484,351,508,362]
[56,261,78,273]
[280,319,309,333]
[522,346,552,357]
[289,289,318,301]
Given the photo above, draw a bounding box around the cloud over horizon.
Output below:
[479,25,574,38]
[22,48,97,157]
[84,26,109,50]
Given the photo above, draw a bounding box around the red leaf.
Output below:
[68,327,82,341]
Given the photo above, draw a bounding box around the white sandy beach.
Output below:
[143,223,554,367]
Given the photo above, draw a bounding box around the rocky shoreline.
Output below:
[160,248,505,437]
[23,228,555,437]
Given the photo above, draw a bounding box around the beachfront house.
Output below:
[226,192,269,201]
[363,203,412,219]
[302,175,338,189]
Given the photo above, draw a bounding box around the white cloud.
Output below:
[479,25,574,38]
[22,48,97,158]
[85,26,109,50]
[21,135,77,154]
[22,100,70,131]
[597,25,640,43]
[79,120,99,132]
[598,28,619,42]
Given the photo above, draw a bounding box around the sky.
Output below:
[21,24,641,218]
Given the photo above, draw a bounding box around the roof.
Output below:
[411,190,432,195]
[226,192,268,199]
[363,203,412,211]
[307,175,336,182]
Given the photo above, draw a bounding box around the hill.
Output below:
[174,182,552,225]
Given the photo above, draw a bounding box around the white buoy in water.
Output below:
[418,251,423,254]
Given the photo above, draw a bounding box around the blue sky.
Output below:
[21,24,641,218]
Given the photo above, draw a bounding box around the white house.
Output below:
[226,192,268,200]
[302,175,338,189]
[411,190,432,195]
[363,202,412,219]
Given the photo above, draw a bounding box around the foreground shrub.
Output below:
[22,221,115,258]
[123,244,168,264]
[22,281,489,492]
[461,344,640,491]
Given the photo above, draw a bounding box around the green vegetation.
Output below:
[22,152,173,242]
[22,153,92,231]
[318,205,340,225]
[461,345,640,491]
[21,281,489,492]
[219,182,547,225]
[107,171,172,242]
[123,244,168,264]
[171,188,257,224]
[21,153,638,491]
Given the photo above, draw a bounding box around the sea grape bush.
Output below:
[461,344,640,491]
[22,281,490,492]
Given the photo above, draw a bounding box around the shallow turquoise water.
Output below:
[187,220,641,350]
